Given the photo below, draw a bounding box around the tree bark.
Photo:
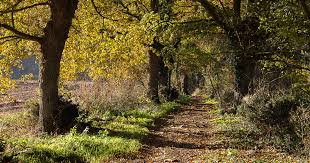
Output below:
[148,50,161,104]
[183,74,190,95]
[234,58,256,96]
[300,0,310,20]
[39,52,61,133]
[158,56,169,88]
[228,17,261,96]
[38,0,79,133]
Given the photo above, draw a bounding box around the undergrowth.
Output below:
[205,94,309,161]
[5,135,140,163]
[1,101,181,162]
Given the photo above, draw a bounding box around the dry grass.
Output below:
[68,79,148,114]
[0,109,38,139]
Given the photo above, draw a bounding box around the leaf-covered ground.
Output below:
[113,97,308,162]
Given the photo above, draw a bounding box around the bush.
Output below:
[25,99,40,120]
[239,89,302,152]
[25,96,80,134]
[71,79,147,114]
[290,105,310,156]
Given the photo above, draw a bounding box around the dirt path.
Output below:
[140,102,213,162]
[113,98,226,162]
[114,97,299,162]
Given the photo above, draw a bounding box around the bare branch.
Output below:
[116,0,141,20]
[90,0,118,22]
[0,2,49,16]
[0,24,42,42]
[0,35,21,45]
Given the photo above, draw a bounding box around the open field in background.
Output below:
[0,81,38,112]
[0,81,99,112]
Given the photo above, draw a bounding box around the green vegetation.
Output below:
[5,135,140,163]
[1,102,180,162]
[202,101,309,162]
[176,95,193,104]
[203,98,219,105]
[0,0,309,161]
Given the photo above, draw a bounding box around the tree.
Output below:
[63,0,175,104]
[194,0,267,95]
[0,0,79,133]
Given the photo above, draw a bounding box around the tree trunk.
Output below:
[39,54,61,133]
[38,0,79,133]
[228,16,261,96]
[158,56,169,88]
[235,58,256,96]
[183,74,190,95]
[148,50,161,104]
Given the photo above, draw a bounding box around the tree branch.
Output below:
[90,0,106,20]
[90,0,119,22]
[0,35,22,45]
[299,0,310,20]
[195,0,229,30]
[0,24,42,42]
[268,59,310,72]
[116,0,141,20]
[233,0,241,18]
[0,2,49,16]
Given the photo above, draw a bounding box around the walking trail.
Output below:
[140,100,215,162]
[114,97,294,162]
[114,97,228,162]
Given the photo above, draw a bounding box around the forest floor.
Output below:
[114,97,306,162]
[1,83,308,162]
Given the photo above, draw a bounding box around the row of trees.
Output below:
[1,0,309,133]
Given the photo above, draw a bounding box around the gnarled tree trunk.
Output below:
[38,0,79,133]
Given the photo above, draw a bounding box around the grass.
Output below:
[202,98,219,105]
[5,135,140,162]
[1,101,181,162]
[201,100,309,162]
[0,110,37,139]
[210,116,241,125]
[176,95,192,104]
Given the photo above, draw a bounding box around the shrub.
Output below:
[25,96,80,134]
[290,105,310,156]
[25,99,40,120]
[239,89,302,152]
[71,79,147,114]
[175,95,192,104]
